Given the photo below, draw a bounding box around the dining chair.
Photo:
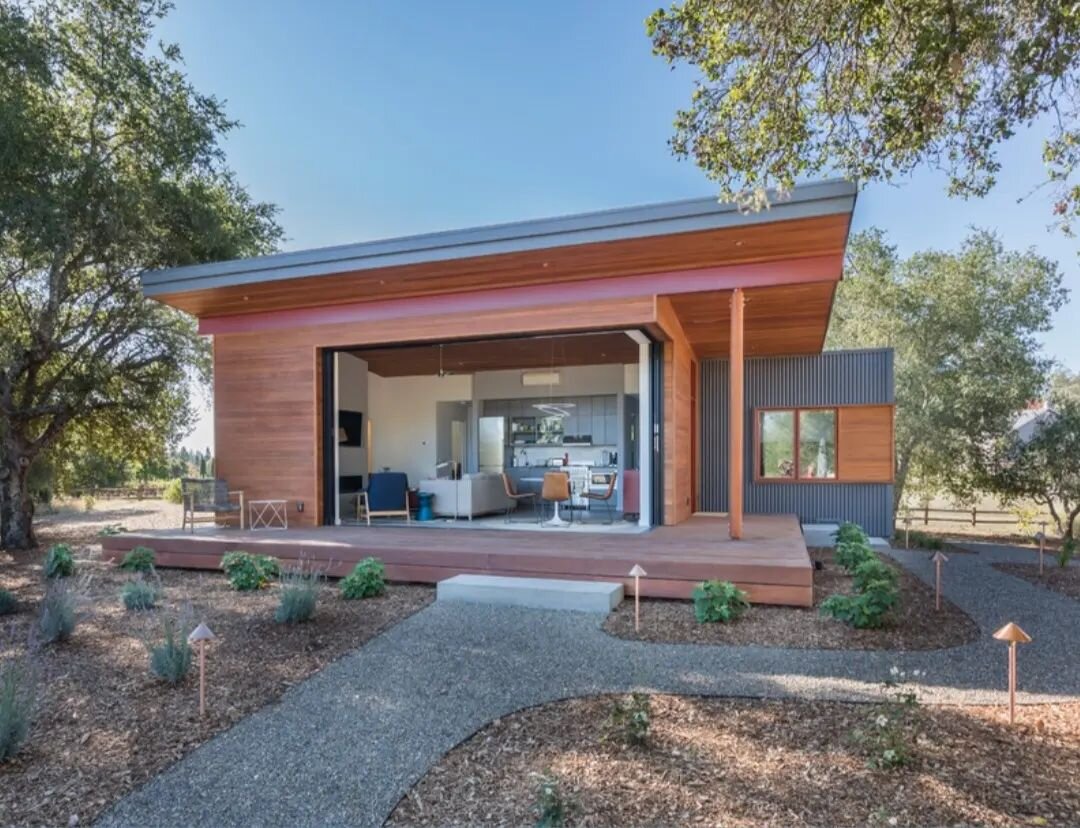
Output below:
[501,472,539,524]
[541,471,572,526]
[581,471,618,525]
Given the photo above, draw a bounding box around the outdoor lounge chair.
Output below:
[357,472,411,525]
[181,478,244,533]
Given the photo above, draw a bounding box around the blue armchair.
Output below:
[358,472,411,525]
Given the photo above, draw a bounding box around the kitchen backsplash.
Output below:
[507,445,615,467]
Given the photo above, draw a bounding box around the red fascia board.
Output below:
[196,253,842,336]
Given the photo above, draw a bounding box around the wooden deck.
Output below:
[101,514,813,606]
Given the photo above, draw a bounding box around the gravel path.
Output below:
[97,542,1079,828]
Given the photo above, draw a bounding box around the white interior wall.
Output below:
[336,353,368,477]
[368,373,473,484]
[472,364,626,399]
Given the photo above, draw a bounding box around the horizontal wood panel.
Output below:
[158,214,850,318]
[349,332,639,377]
[838,405,895,482]
[667,282,837,358]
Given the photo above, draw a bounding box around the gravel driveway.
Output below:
[97,542,1080,828]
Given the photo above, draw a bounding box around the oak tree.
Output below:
[0,0,281,549]
[648,1,1080,228]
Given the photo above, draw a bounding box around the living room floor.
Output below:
[340,512,649,534]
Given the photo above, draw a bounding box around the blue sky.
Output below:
[161,1,1079,449]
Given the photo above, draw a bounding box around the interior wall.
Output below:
[435,401,470,471]
[336,353,368,477]
[368,372,473,485]
[472,364,627,399]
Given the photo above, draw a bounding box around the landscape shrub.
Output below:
[42,544,75,579]
[833,521,868,546]
[162,478,183,505]
[340,557,386,599]
[606,692,652,747]
[119,546,156,573]
[851,557,899,593]
[98,524,126,536]
[834,539,876,573]
[1058,537,1076,568]
[220,551,280,591]
[275,568,320,624]
[532,771,573,828]
[38,580,78,644]
[692,579,749,623]
[852,667,922,769]
[0,590,16,616]
[898,529,944,551]
[148,617,192,685]
[121,578,159,611]
[821,578,899,629]
[0,656,36,762]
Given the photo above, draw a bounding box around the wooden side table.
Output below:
[248,499,288,530]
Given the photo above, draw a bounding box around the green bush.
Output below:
[1058,537,1076,568]
[121,578,159,611]
[148,617,192,685]
[0,590,16,616]
[833,521,868,546]
[0,656,36,762]
[532,772,573,828]
[834,539,876,573]
[340,558,386,599]
[42,544,75,579]
[821,579,899,629]
[38,580,77,644]
[120,546,156,573]
[98,524,127,537]
[607,692,652,747]
[275,568,320,624]
[851,557,898,593]
[162,478,183,505]
[220,551,280,591]
[692,579,750,624]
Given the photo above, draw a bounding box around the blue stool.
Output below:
[416,491,435,521]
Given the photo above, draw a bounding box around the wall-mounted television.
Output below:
[338,410,364,447]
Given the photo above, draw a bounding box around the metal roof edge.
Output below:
[143,178,857,296]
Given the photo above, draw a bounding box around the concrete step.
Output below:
[803,522,891,550]
[436,574,624,614]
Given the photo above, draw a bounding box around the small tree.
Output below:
[0,0,281,549]
[984,400,1080,539]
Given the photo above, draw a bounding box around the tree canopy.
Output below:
[827,229,1067,507]
[0,0,282,549]
[647,1,1080,228]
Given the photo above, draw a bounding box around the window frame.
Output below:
[753,405,840,483]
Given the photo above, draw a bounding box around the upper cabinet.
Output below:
[484,393,620,444]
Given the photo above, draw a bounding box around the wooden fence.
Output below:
[897,506,1055,532]
[70,486,166,500]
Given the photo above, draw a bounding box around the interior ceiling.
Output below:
[155,213,850,318]
[666,282,838,358]
[349,331,641,377]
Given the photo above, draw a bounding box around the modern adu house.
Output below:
[104,179,894,606]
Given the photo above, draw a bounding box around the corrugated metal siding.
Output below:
[700,349,895,537]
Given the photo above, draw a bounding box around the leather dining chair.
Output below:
[501,472,539,523]
[582,471,618,524]
[541,471,572,526]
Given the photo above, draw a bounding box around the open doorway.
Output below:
[323,330,655,532]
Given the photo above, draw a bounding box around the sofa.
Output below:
[419,473,513,520]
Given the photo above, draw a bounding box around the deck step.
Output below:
[436,574,624,614]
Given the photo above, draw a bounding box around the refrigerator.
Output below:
[478,416,508,474]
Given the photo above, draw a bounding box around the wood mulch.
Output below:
[0,504,433,828]
[994,562,1080,601]
[387,693,1080,828]
[604,549,979,650]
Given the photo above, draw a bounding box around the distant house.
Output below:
[1013,401,1058,445]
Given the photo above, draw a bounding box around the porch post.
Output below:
[729,288,745,540]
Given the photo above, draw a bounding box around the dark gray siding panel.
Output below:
[700,349,895,537]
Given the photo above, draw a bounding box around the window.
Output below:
[757,408,837,481]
